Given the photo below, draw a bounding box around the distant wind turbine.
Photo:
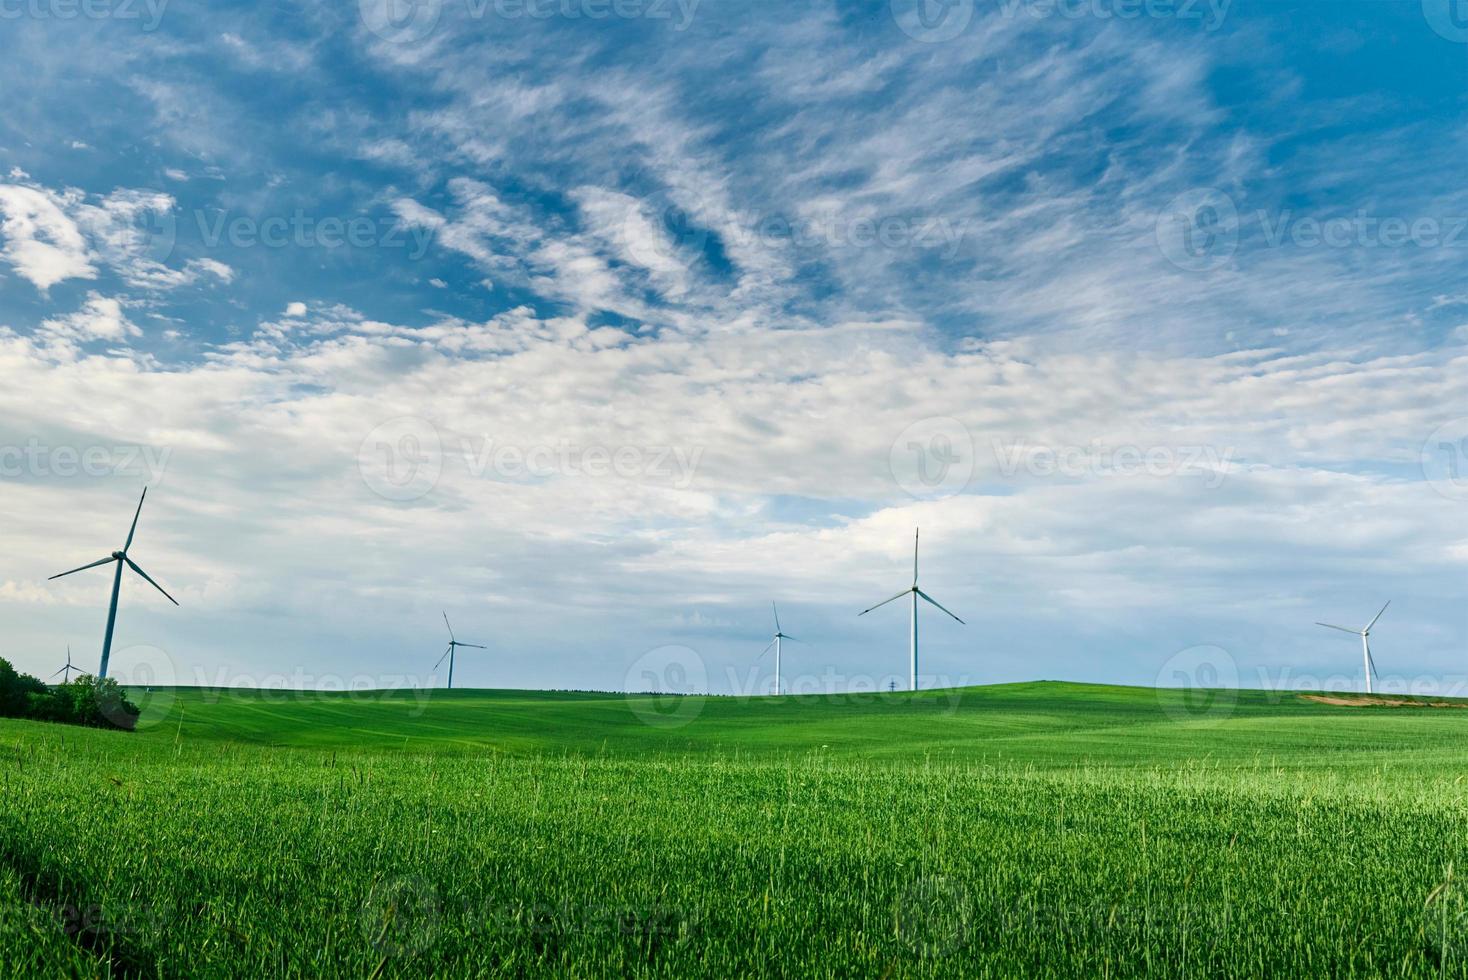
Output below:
[860,528,965,692]
[1317,601,1390,695]
[48,488,178,679]
[756,602,798,696]
[434,612,485,689]
[51,645,79,684]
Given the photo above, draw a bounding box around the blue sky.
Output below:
[1,0,1465,698]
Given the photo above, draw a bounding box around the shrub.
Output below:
[0,658,139,730]
[0,658,41,717]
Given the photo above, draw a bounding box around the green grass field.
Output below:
[4,681,1468,977]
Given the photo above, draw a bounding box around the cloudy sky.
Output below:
[1,0,1465,698]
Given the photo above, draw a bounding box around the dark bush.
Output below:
[0,658,139,730]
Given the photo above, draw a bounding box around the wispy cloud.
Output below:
[0,2,1463,689]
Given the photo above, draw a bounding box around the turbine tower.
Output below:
[434,612,485,689]
[1317,601,1390,694]
[48,488,178,679]
[51,645,79,684]
[859,528,964,692]
[757,602,798,695]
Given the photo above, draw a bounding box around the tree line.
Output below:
[0,657,141,729]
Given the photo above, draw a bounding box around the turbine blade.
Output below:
[1368,649,1380,679]
[124,487,147,551]
[913,527,920,585]
[916,589,965,624]
[781,633,801,643]
[756,639,776,661]
[1366,601,1391,632]
[860,589,911,616]
[772,601,781,634]
[50,667,66,679]
[443,612,455,642]
[48,556,116,580]
[458,643,487,649]
[124,557,179,606]
[434,645,452,670]
[1315,622,1359,635]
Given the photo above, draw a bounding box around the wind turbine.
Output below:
[859,528,965,692]
[51,646,79,684]
[757,602,798,695]
[48,488,178,679]
[1317,601,1390,695]
[433,612,484,690]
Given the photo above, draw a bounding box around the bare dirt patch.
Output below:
[1299,694,1468,709]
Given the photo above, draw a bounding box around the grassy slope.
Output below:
[0,866,102,979]
[132,680,1468,771]
[4,682,1468,978]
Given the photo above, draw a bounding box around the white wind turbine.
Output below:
[52,645,80,684]
[859,528,965,692]
[1317,601,1390,695]
[48,488,178,680]
[433,612,485,690]
[756,602,798,696]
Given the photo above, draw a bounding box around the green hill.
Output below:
[128,680,1468,772]
[4,681,1468,978]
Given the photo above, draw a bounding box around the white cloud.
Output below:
[0,183,96,290]
[572,186,693,297]
[1,309,1463,687]
[39,292,141,343]
[2,4,1466,690]
[0,580,64,604]
[0,184,237,292]
[217,29,313,74]
[186,257,235,285]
